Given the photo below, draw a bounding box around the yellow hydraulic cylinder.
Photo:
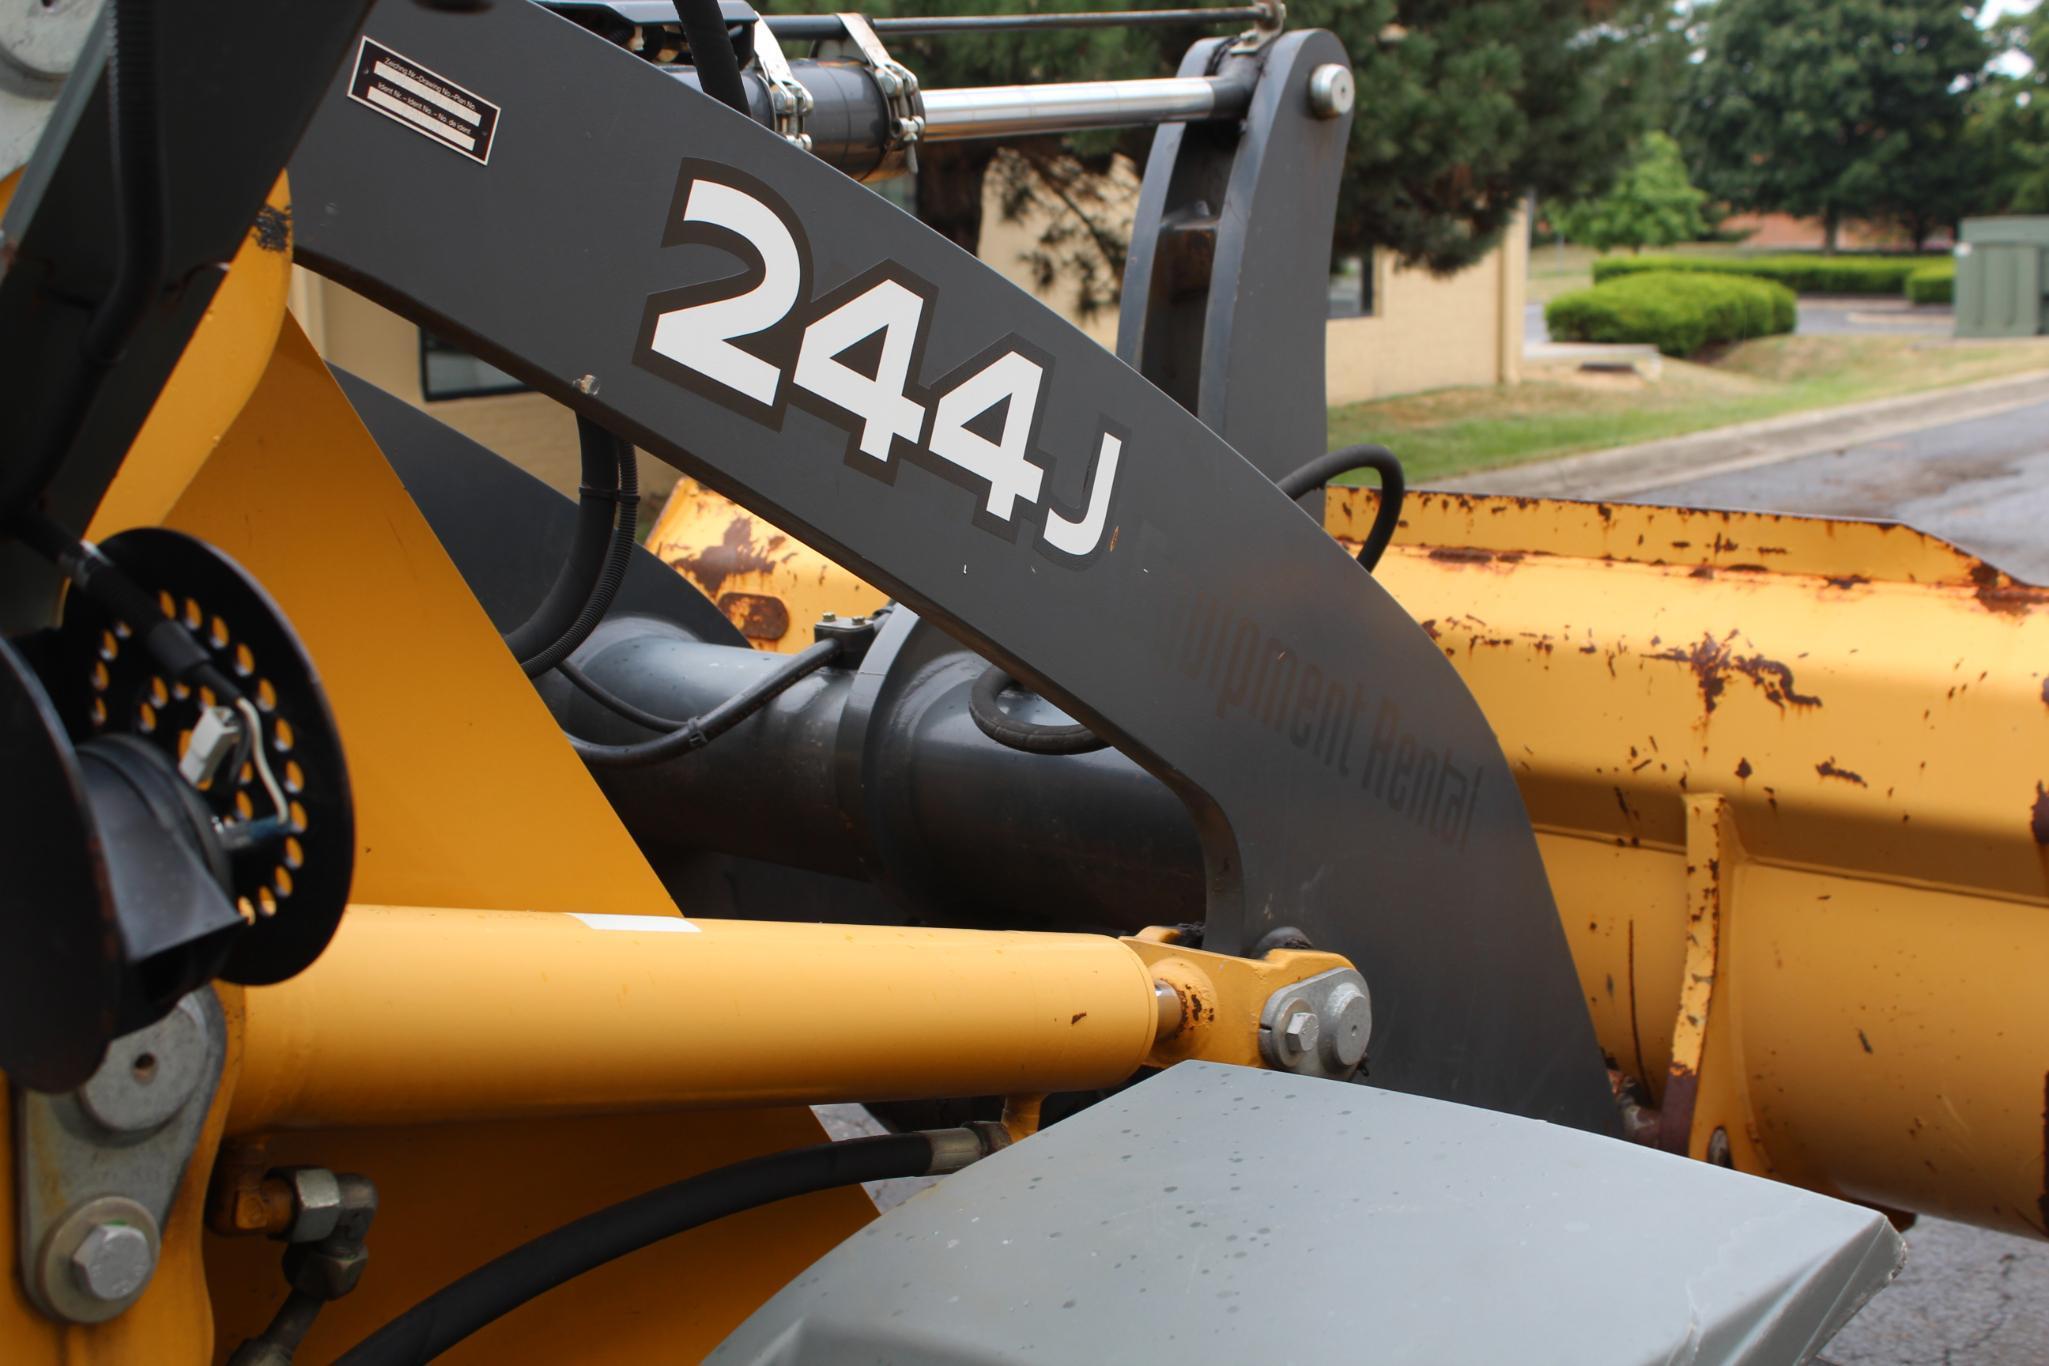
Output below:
[229,906,1161,1132]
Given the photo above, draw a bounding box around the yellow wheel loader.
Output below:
[0,2,2037,1363]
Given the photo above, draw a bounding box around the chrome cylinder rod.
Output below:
[919,74,1248,141]
[765,7,1274,39]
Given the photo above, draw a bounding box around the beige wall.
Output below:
[1324,219,1525,406]
[292,162,1520,496]
[981,157,1524,409]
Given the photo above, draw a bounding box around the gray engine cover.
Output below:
[715,1063,1903,1365]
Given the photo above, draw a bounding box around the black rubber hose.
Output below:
[11,513,244,706]
[333,1132,939,1366]
[569,635,842,767]
[1275,443,1406,572]
[557,657,686,732]
[504,419,639,678]
[82,0,167,365]
[674,0,750,115]
[967,666,1109,756]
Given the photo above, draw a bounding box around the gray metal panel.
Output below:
[715,1063,1903,1366]
[1960,214,2049,248]
[1957,243,2041,339]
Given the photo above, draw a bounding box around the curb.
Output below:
[1434,369,2049,499]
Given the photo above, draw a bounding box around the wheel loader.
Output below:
[0,1,2040,1362]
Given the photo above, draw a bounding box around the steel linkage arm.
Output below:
[289,0,1616,1134]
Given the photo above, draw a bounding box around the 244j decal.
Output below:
[634,161,1121,560]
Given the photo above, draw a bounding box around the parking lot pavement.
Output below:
[1820,1217,2049,1366]
[1638,395,2049,582]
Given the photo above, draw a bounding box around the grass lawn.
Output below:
[1325,334,2049,485]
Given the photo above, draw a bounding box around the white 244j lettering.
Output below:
[647,177,1119,557]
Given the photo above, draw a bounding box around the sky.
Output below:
[1984,0,2038,76]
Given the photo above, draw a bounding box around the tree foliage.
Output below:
[1556,132,1708,252]
[863,0,1665,292]
[1335,0,1674,273]
[1969,7,2049,215]
[1674,0,1992,250]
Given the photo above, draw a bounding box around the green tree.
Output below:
[1970,8,2049,215]
[1675,0,1992,252]
[865,0,1665,291]
[1339,0,1675,273]
[1556,132,1708,251]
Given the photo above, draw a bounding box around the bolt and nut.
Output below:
[70,1223,154,1303]
[1259,968,1374,1079]
[37,1196,161,1322]
[1281,1009,1321,1056]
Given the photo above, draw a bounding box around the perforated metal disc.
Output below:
[53,529,353,985]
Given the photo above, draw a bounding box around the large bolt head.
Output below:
[1321,982,1372,1070]
[1282,1009,1321,1057]
[69,1223,154,1303]
[1307,63,1355,119]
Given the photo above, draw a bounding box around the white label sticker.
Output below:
[349,37,500,165]
[568,912,699,934]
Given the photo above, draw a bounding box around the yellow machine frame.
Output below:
[0,204,1366,1362]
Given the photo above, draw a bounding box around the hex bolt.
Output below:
[1282,1009,1321,1058]
[69,1223,154,1304]
[1307,63,1354,120]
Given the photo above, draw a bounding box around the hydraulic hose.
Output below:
[674,0,750,115]
[503,417,639,678]
[967,666,1109,756]
[11,512,244,707]
[334,1129,997,1365]
[569,635,843,767]
[1276,443,1406,572]
[558,657,687,732]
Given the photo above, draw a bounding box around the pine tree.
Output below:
[1556,132,1708,252]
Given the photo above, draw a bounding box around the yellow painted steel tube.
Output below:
[229,907,1160,1132]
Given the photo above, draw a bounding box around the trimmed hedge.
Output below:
[1546,271,1797,357]
[1905,261,1955,305]
[1592,253,1940,295]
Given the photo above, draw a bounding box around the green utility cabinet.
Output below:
[1955,217,2049,338]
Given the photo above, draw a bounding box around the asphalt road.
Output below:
[1638,396,2049,583]
[1474,390,2049,1363]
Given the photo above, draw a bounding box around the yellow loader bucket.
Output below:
[650,478,2049,1242]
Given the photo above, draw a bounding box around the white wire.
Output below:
[235,696,289,820]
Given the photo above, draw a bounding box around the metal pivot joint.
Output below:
[15,990,227,1325]
[1258,967,1371,1080]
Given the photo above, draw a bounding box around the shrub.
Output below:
[1591,253,1941,295]
[1546,272,1798,357]
[1905,261,1955,305]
